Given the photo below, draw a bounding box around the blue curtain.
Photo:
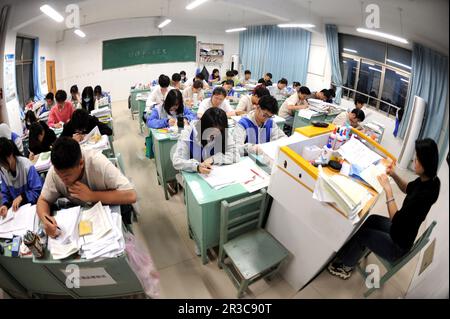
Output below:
[239,25,311,85]
[33,38,44,101]
[325,24,343,104]
[398,42,449,164]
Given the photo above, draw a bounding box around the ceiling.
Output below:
[7,0,449,53]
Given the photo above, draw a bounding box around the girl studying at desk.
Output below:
[147,89,196,129]
[172,108,239,175]
[328,138,441,280]
[0,138,43,216]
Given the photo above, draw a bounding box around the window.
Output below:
[338,33,412,118]
[15,36,35,108]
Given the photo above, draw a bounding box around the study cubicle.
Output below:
[265,125,396,290]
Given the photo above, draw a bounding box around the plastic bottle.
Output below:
[333,131,345,150]
[193,93,199,108]
[327,128,337,149]
[321,143,333,164]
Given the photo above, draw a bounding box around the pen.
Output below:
[45,215,61,231]
[250,169,262,179]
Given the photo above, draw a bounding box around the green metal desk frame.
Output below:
[130,88,151,120]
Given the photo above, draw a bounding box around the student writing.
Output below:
[235,86,270,115]
[197,87,235,118]
[61,108,112,142]
[48,90,74,128]
[146,74,174,108]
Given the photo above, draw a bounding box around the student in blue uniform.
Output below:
[147,89,197,129]
[172,107,239,174]
[0,137,43,216]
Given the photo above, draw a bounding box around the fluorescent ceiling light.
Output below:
[369,66,382,73]
[343,48,358,53]
[356,28,408,44]
[386,58,411,70]
[278,23,315,28]
[186,0,209,10]
[40,4,64,23]
[74,29,86,38]
[225,27,247,33]
[400,78,409,83]
[158,18,172,28]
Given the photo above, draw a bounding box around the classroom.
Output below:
[0,0,448,302]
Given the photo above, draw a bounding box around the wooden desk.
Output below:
[150,129,178,200]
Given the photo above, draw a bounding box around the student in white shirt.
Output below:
[271,78,289,99]
[279,86,311,126]
[171,73,184,91]
[241,70,256,85]
[197,87,235,118]
[185,73,210,90]
[172,107,239,174]
[235,86,270,115]
[183,80,205,108]
[146,74,174,108]
[347,96,369,119]
[333,108,365,129]
[234,95,286,156]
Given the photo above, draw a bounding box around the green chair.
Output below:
[218,189,290,298]
[357,221,437,297]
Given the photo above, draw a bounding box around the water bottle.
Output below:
[193,93,199,108]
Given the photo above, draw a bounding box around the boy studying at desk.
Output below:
[222,79,235,100]
[146,74,174,108]
[279,86,311,125]
[37,137,137,237]
[0,138,43,216]
[171,73,184,90]
[48,90,74,129]
[185,73,210,89]
[147,89,196,129]
[333,108,365,129]
[234,95,286,156]
[241,70,255,85]
[235,86,270,115]
[61,109,112,142]
[197,87,235,118]
[271,78,289,99]
[172,108,239,175]
[182,80,204,108]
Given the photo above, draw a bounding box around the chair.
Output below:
[218,189,290,298]
[357,221,437,297]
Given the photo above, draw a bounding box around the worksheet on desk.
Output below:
[338,136,383,170]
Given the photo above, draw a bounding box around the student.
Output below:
[180,71,187,83]
[235,86,270,115]
[48,90,74,128]
[332,108,365,129]
[70,85,81,109]
[37,137,137,237]
[61,108,112,142]
[147,89,196,129]
[257,78,267,87]
[0,123,24,154]
[197,87,235,118]
[279,86,311,125]
[40,92,55,115]
[222,79,235,99]
[81,86,95,112]
[94,85,105,101]
[232,70,241,87]
[171,73,184,90]
[0,138,43,216]
[225,70,235,83]
[208,68,221,86]
[292,81,301,93]
[309,89,332,102]
[24,110,38,133]
[234,95,286,156]
[146,74,174,108]
[271,78,289,99]
[328,138,440,279]
[172,107,239,174]
[28,122,57,159]
[258,73,273,86]
[182,80,205,108]
[185,73,210,89]
[241,70,255,85]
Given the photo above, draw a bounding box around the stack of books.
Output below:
[91,107,112,124]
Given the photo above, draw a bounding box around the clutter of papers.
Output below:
[34,151,52,172]
[0,204,36,239]
[200,157,270,193]
[48,202,125,260]
[79,126,110,151]
[338,136,383,171]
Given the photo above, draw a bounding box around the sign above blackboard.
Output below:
[102,35,196,70]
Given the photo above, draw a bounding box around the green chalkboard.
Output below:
[102,35,196,70]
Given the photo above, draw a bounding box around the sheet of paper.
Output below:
[80,202,112,245]
[359,163,386,193]
[80,126,101,145]
[240,160,270,193]
[338,136,383,170]
[50,206,81,246]
[297,108,319,120]
[0,209,14,225]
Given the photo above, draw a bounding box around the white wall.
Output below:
[406,143,449,299]
[55,18,240,101]
[305,32,332,92]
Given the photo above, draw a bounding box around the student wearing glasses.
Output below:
[233,95,286,156]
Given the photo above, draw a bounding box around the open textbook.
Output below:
[0,204,36,239]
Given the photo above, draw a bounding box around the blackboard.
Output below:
[102,35,196,70]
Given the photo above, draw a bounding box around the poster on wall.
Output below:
[40,56,48,95]
[198,42,224,63]
[4,54,16,103]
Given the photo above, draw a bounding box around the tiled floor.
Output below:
[0,100,418,299]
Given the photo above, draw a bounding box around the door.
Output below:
[46,60,56,94]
